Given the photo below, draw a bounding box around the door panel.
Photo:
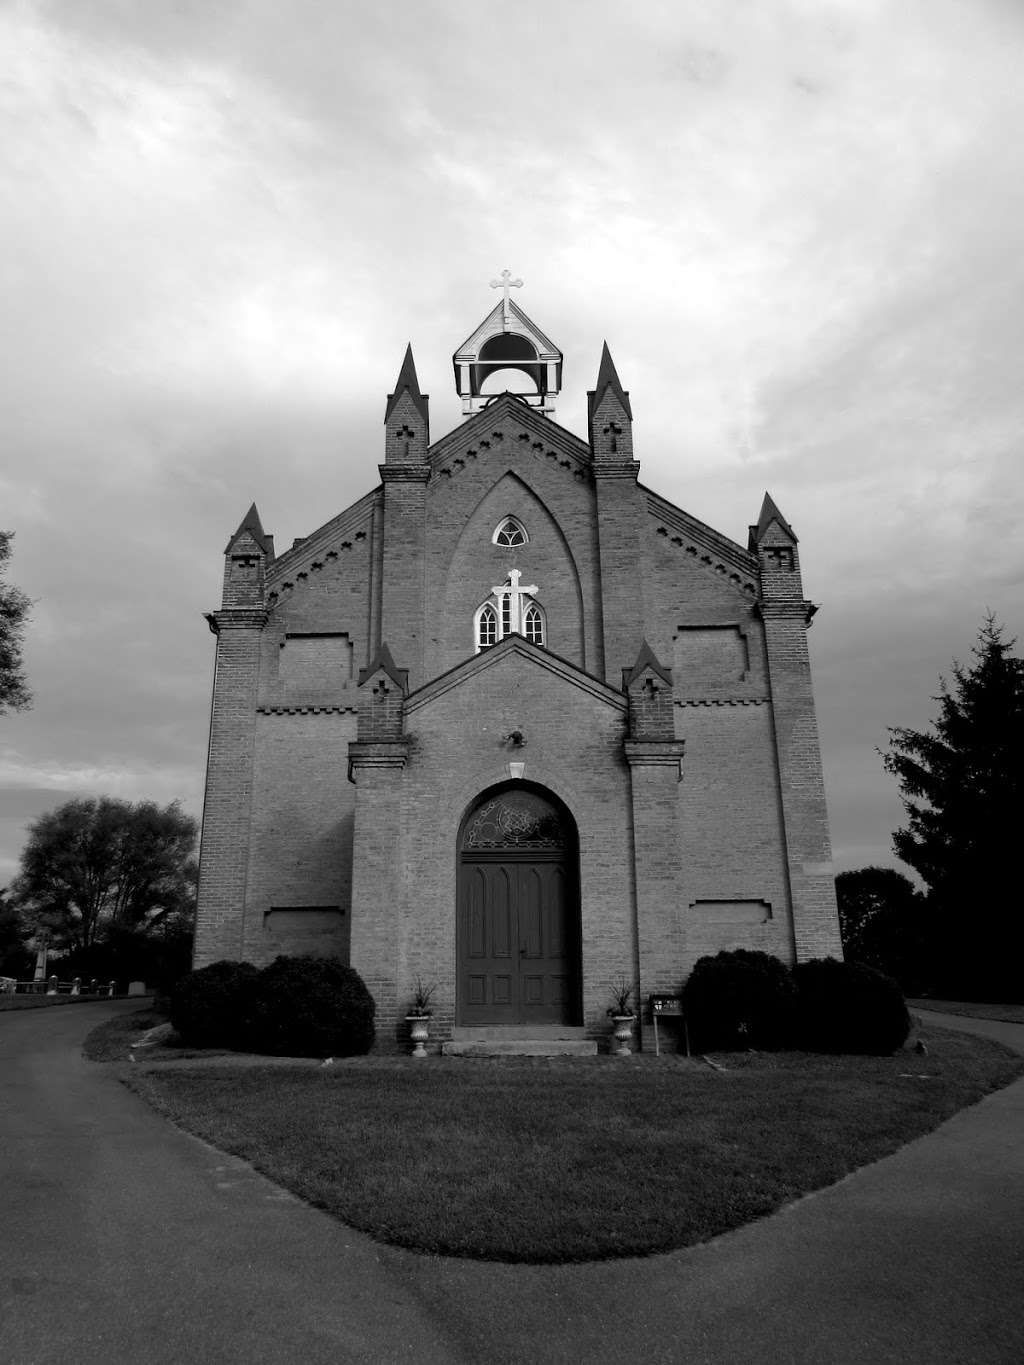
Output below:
[458,857,577,1025]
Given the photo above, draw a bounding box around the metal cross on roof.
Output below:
[490,267,523,328]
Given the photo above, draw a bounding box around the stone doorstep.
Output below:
[441,1038,599,1057]
[442,1025,598,1057]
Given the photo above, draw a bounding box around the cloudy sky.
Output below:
[2,0,1022,887]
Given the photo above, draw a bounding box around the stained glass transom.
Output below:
[494,518,528,547]
[463,791,568,850]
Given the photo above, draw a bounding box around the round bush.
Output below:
[250,955,375,1058]
[794,957,911,1055]
[170,960,260,1050]
[682,949,797,1051]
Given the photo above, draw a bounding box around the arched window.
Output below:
[476,603,498,650]
[524,604,544,645]
[493,517,528,547]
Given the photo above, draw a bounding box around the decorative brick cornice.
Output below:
[592,461,640,481]
[758,600,818,625]
[624,739,686,770]
[378,463,431,484]
[674,697,769,707]
[205,609,268,635]
[347,739,410,783]
[257,705,357,716]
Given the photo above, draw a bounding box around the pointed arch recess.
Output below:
[434,469,586,673]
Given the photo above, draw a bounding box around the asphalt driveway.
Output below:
[2,1001,1022,1364]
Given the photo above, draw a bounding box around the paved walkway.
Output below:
[2,1002,1022,1364]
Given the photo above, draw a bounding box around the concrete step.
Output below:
[442,1038,599,1057]
[450,1025,588,1041]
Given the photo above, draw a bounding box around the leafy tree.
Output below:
[0,530,32,713]
[12,797,198,955]
[0,887,33,978]
[882,617,1024,1000]
[835,867,928,992]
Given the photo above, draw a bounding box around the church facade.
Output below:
[194,290,842,1050]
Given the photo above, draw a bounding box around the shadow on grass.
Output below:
[116,1026,1023,1264]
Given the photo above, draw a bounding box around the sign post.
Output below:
[649,994,687,1057]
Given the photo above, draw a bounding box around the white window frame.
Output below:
[474,589,546,652]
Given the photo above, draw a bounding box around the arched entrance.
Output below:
[457,785,581,1026]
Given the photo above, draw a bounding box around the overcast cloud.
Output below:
[2,0,1022,884]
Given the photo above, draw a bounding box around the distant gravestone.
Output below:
[128,981,146,996]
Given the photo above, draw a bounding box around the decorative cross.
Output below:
[603,421,622,453]
[492,568,538,637]
[490,267,523,329]
[396,423,415,458]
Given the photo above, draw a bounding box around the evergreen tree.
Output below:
[882,617,1024,1000]
[0,530,32,714]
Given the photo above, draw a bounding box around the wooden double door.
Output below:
[457,853,580,1026]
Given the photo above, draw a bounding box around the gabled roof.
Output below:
[453,300,562,363]
[404,633,627,716]
[224,502,272,556]
[587,342,632,422]
[384,343,429,424]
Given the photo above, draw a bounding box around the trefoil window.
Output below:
[492,517,528,547]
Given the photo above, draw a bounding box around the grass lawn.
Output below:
[112,1024,1023,1264]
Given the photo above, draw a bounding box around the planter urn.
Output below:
[610,1014,635,1057]
[406,1015,431,1059]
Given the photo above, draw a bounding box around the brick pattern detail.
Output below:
[627,670,675,739]
[194,610,266,965]
[625,742,686,1049]
[378,470,428,688]
[593,464,647,686]
[357,669,406,742]
[756,507,841,961]
[590,388,635,462]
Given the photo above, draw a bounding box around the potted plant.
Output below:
[607,977,636,1056]
[405,978,436,1059]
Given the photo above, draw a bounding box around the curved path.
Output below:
[2,1002,1022,1364]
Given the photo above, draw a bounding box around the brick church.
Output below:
[194,282,842,1051]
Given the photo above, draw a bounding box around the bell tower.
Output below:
[452,270,563,417]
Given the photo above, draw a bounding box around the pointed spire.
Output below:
[224,502,272,556]
[384,343,429,424]
[753,492,797,545]
[622,640,673,689]
[588,342,633,427]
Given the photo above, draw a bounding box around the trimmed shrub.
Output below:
[682,949,797,1051]
[794,958,911,1055]
[170,960,260,1049]
[250,955,375,1058]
